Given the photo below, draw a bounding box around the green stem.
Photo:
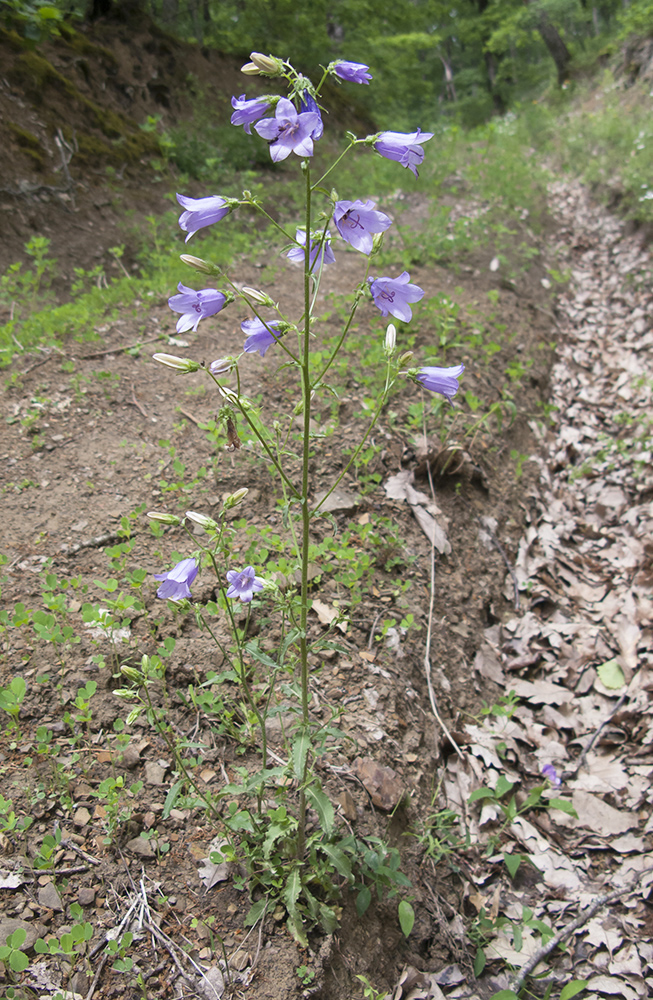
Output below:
[311,139,360,191]
[297,162,313,861]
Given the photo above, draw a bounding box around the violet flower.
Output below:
[168,283,226,333]
[299,92,324,140]
[374,129,434,177]
[254,97,321,161]
[230,93,274,133]
[226,565,264,603]
[333,60,372,85]
[415,364,465,402]
[286,229,336,272]
[241,317,283,356]
[177,193,229,242]
[369,271,424,322]
[542,764,562,787]
[333,199,392,255]
[154,558,198,601]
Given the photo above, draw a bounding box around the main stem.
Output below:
[296,163,313,861]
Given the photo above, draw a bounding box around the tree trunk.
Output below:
[537,13,571,85]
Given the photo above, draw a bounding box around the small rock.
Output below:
[337,790,357,822]
[126,836,155,858]
[78,887,96,906]
[38,882,63,912]
[70,971,90,995]
[145,761,167,785]
[121,744,141,769]
[73,807,91,828]
[0,917,44,949]
[353,756,406,812]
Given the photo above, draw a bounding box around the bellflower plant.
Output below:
[332,59,372,84]
[374,129,435,177]
[136,49,467,948]
[333,199,392,254]
[168,283,227,333]
[176,194,230,242]
[369,272,424,322]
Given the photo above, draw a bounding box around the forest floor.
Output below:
[1,16,653,1000]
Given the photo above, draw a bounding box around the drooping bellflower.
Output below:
[254,97,321,161]
[177,193,229,242]
[241,317,283,356]
[168,283,226,333]
[154,558,198,601]
[333,199,392,255]
[286,229,336,271]
[230,93,274,133]
[226,565,265,603]
[333,60,372,85]
[374,129,434,177]
[542,764,562,787]
[299,91,324,140]
[415,364,465,402]
[368,272,424,322]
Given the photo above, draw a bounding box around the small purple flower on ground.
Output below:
[415,364,465,402]
[168,283,226,333]
[230,93,273,133]
[254,97,321,161]
[299,92,324,140]
[177,194,229,242]
[154,558,198,601]
[333,60,372,85]
[542,764,562,786]
[286,229,336,271]
[241,317,283,356]
[333,199,392,255]
[226,565,264,603]
[368,271,424,322]
[374,129,434,177]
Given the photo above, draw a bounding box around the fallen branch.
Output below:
[508,872,653,995]
[129,382,149,419]
[60,531,121,556]
[76,335,165,361]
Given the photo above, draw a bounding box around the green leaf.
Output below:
[292,732,310,782]
[356,886,371,917]
[320,843,352,881]
[494,775,515,799]
[488,992,519,1000]
[597,658,625,690]
[244,898,267,926]
[162,779,183,819]
[547,798,578,818]
[503,852,521,878]
[468,787,496,804]
[398,900,415,938]
[305,786,334,837]
[9,950,29,973]
[474,947,486,977]
[7,928,26,949]
[560,980,588,1000]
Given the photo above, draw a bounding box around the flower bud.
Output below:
[241,61,261,75]
[249,52,283,75]
[126,707,142,725]
[223,487,248,509]
[371,232,385,256]
[147,511,181,525]
[398,351,414,367]
[152,353,200,373]
[209,358,235,377]
[185,510,219,531]
[179,254,219,276]
[241,286,274,307]
[384,323,396,355]
[120,665,144,685]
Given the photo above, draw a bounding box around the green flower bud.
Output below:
[398,352,414,367]
[241,286,275,307]
[147,511,181,525]
[384,323,397,355]
[120,666,143,684]
[224,488,249,509]
[152,353,200,374]
[249,52,283,75]
[241,61,260,75]
[179,254,219,276]
[185,510,219,531]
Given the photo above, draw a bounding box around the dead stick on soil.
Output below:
[129,382,149,419]
[76,335,166,361]
[60,531,121,556]
[177,406,203,425]
[508,872,653,995]
[60,837,101,865]
[563,689,629,780]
